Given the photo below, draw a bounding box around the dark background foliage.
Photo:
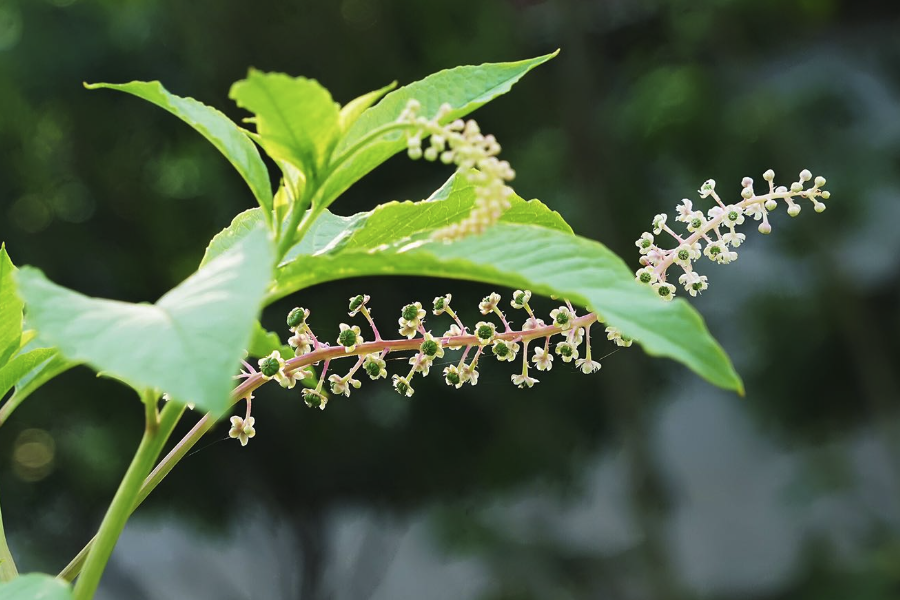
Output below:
[1,1,899,598]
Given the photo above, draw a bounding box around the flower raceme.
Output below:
[635,169,831,300]
[227,290,618,445]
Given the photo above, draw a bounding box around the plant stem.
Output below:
[61,311,601,582]
[0,499,18,582]
[70,396,183,599]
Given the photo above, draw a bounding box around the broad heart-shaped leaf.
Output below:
[85,81,273,217]
[317,51,559,208]
[272,223,743,392]
[0,348,55,401]
[229,71,341,182]
[0,244,23,366]
[0,573,72,600]
[16,227,275,414]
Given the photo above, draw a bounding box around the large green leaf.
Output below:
[0,349,55,401]
[229,71,341,182]
[0,574,72,600]
[272,223,742,392]
[85,81,273,216]
[16,227,275,414]
[318,51,559,207]
[0,244,23,366]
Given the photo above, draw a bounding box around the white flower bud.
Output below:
[765,199,777,211]
[787,204,801,217]
[741,177,753,188]
[814,202,826,213]
[814,176,826,187]
[741,187,753,199]
[821,191,830,200]
[758,221,772,234]
[763,169,775,181]
[790,182,803,192]
[799,169,812,182]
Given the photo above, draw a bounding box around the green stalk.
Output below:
[71,396,183,599]
[0,499,18,582]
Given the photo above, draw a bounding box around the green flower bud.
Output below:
[477,324,494,341]
[433,296,445,312]
[395,379,410,396]
[446,371,461,386]
[259,356,281,377]
[365,361,382,378]
[558,344,573,357]
[421,339,439,356]
[338,328,358,348]
[349,295,365,312]
[402,304,419,321]
[287,307,307,329]
[493,341,509,358]
[302,389,323,409]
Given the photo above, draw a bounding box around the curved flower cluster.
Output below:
[397,99,515,241]
[226,291,628,444]
[635,169,831,300]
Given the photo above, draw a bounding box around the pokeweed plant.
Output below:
[0,50,830,600]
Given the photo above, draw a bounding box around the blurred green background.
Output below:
[2,0,900,598]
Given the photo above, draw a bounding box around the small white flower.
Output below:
[478,292,502,315]
[698,179,716,197]
[443,365,464,388]
[575,358,601,374]
[707,205,725,221]
[522,317,546,331]
[605,326,633,347]
[722,230,746,247]
[460,363,480,386]
[398,318,419,339]
[686,213,707,233]
[474,321,496,345]
[510,289,532,309]
[723,205,745,227]
[228,416,256,447]
[432,293,452,315]
[399,302,426,329]
[363,353,387,380]
[675,199,694,222]
[678,271,709,296]
[549,306,574,331]
[635,266,658,286]
[347,294,370,317]
[511,373,538,388]
[570,327,585,347]
[276,369,303,389]
[491,339,519,362]
[329,374,353,397]
[442,323,466,349]
[651,213,667,235]
[408,354,433,376]
[652,281,676,301]
[419,332,444,360]
[532,346,554,371]
[337,323,363,353]
[744,202,767,221]
[288,331,312,356]
[718,249,738,264]
[392,374,415,397]
[302,388,328,410]
[258,351,286,381]
[635,232,655,254]
[555,341,579,363]
[704,241,725,262]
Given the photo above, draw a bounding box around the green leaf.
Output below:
[200,208,266,268]
[319,51,558,208]
[204,172,571,269]
[247,321,292,359]
[338,81,397,132]
[0,573,72,600]
[229,71,341,181]
[0,244,23,367]
[0,349,55,401]
[16,227,275,414]
[85,81,273,217]
[272,223,742,392]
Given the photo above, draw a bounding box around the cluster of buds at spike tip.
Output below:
[224,290,635,436]
[634,169,831,301]
[397,98,515,241]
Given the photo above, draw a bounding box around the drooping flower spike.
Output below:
[635,169,830,300]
